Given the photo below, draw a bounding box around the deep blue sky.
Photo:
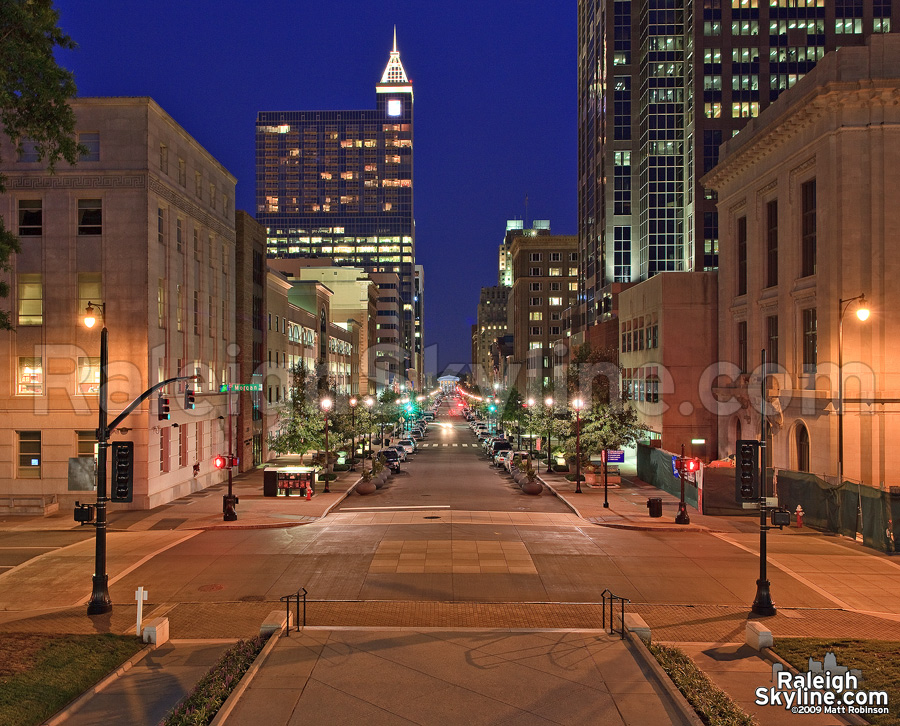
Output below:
[56,1,577,374]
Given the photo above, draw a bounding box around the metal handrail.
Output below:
[600,588,630,639]
[279,587,308,634]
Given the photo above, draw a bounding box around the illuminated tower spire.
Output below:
[380,26,409,85]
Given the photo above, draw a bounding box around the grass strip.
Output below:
[0,632,144,726]
[162,634,269,726]
[647,642,757,726]
[772,638,900,726]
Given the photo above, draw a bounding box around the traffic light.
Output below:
[157,395,171,421]
[184,388,195,410]
[110,441,134,503]
[737,439,759,500]
[214,455,227,470]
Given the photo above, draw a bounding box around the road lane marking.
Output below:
[341,505,452,511]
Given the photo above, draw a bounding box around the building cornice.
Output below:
[703,83,900,190]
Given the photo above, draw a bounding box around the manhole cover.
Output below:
[198,584,224,592]
[424,515,441,520]
[240,595,265,602]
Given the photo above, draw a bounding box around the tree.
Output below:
[267,363,324,462]
[566,342,620,406]
[500,387,524,440]
[0,1,84,329]
[579,400,647,475]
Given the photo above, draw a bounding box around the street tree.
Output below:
[266,363,324,462]
[579,400,647,476]
[0,0,84,329]
[566,342,620,405]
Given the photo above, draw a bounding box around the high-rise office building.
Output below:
[256,31,420,389]
[577,0,896,334]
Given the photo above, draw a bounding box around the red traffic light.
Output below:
[213,455,227,470]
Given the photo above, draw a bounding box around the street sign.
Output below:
[672,456,680,477]
[606,450,625,463]
[218,383,262,393]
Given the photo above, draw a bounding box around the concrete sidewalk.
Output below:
[225,628,693,726]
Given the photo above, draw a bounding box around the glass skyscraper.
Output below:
[256,32,419,383]
[577,0,896,332]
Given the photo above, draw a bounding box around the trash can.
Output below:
[647,497,663,518]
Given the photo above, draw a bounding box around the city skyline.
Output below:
[55,1,578,372]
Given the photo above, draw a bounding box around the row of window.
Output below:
[159,143,231,215]
[621,319,660,354]
[737,179,816,296]
[735,308,817,374]
[16,272,101,327]
[16,198,100,237]
[529,252,578,262]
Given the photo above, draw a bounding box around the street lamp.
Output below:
[572,398,584,494]
[544,397,554,474]
[83,302,112,615]
[837,294,870,484]
[525,398,535,453]
[320,398,332,493]
[349,397,358,469]
[364,396,374,471]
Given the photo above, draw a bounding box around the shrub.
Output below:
[162,635,269,726]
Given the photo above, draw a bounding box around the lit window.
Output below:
[549,297,563,306]
[17,357,43,395]
[17,273,42,326]
[77,273,102,318]
[77,357,101,395]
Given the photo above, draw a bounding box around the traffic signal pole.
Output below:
[224,389,237,521]
[675,443,690,524]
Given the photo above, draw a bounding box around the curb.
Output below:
[540,474,718,532]
[623,630,706,726]
[42,643,156,725]
[208,629,283,725]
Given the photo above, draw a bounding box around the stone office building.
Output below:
[0,97,236,511]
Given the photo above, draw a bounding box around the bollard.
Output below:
[795,504,804,528]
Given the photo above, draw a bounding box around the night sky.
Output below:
[55,1,577,374]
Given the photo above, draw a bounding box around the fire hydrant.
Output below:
[795,504,804,528]
[306,485,313,501]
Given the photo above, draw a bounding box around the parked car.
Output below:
[397,439,416,454]
[494,449,514,468]
[488,439,511,458]
[377,448,401,472]
[389,445,408,462]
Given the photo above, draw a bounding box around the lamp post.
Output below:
[526,398,535,454]
[349,397,357,469]
[320,398,332,493]
[83,302,112,615]
[544,397,554,474]
[837,294,870,484]
[364,396,374,471]
[572,398,584,494]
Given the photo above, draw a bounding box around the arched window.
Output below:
[796,423,810,472]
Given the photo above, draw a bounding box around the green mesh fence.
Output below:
[636,444,698,508]
[774,470,895,553]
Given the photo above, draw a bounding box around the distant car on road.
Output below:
[397,439,416,453]
[389,445,408,461]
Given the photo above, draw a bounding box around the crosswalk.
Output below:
[416,442,479,448]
